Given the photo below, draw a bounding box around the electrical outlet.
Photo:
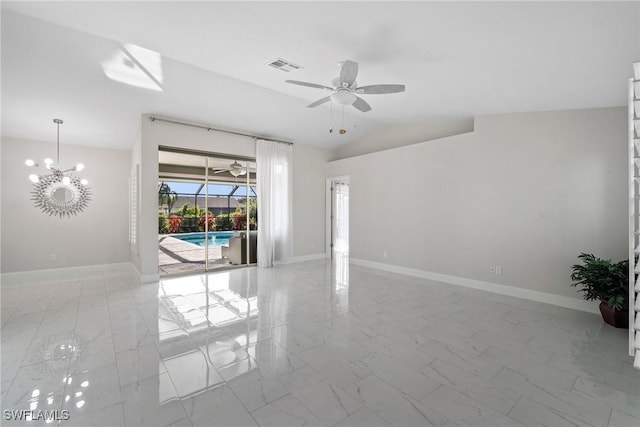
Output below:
[489,265,502,275]
[49,254,56,262]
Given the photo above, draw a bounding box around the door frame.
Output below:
[325,176,350,258]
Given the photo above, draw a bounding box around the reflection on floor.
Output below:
[1,258,639,426]
[158,236,229,276]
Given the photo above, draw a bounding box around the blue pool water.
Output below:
[173,232,234,248]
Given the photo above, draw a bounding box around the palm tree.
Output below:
[158,182,178,215]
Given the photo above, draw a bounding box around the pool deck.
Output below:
[158,235,230,276]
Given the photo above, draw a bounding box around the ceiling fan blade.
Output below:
[356,84,405,94]
[352,96,372,113]
[285,80,333,91]
[307,96,331,108]
[213,169,227,174]
[339,60,358,88]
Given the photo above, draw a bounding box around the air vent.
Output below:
[267,58,302,72]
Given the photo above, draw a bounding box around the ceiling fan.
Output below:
[285,60,405,112]
[212,160,247,177]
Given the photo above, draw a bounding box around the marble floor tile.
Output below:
[2,311,47,338]
[361,335,435,372]
[225,365,289,411]
[73,318,112,344]
[77,303,110,323]
[492,366,613,426]
[482,346,576,391]
[358,351,440,401]
[247,339,306,379]
[279,366,362,426]
[3,360,68,411]
[421,359,519,415]
[422,385,525,427]
[121,372,188,427]
[419,339,502,380]
[345,374,448,426]
[61,403,125,426]
[296,344,370,388]
[2,261,639,426]
[163,349,224,398]
[68,336,116,373]
[269,324,321,354]
[61,363,122,420]
[572,376,639,417]
[195,335,252,371]
[250,394,323,427]
[508,395,600,427]
[419,323,489,356]
[608,409,640,427]
[480,343,553,369]
[1,344,30,383]
[155,331,198,360]
[111,324,155,353]
[334,406,392,427]
[181,384,258,427]
[116,343,166,386]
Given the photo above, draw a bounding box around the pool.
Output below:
[173,232,234,248]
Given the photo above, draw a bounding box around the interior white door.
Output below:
[331,179,349,258]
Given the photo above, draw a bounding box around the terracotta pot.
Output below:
[598,301,628,329]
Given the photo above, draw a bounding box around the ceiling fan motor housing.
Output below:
[331,89,357,105]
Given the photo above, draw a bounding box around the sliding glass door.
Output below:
[206,157,257,269]
[158,149,257,276]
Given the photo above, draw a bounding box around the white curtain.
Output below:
[256,139,293,267]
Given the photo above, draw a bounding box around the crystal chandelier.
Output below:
[26,119,91,218]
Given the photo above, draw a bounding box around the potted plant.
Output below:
[570,253,629,328]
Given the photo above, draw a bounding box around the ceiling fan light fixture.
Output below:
[330,90,357,106]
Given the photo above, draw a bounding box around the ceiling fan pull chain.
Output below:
[340,105,347,135]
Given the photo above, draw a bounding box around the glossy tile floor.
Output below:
[2,258,639,426]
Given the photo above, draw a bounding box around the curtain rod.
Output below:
[148,116,293,145]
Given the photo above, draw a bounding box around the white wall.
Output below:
[293,143,331,258]
[326,107,627,300]
[1,138,131,273]
[136,115,330,278]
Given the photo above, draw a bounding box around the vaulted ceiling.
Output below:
[2,2,639,156]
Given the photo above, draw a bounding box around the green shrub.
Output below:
[215,214,233,231]
[180,214,200,232]
[159,213,169,234]
[177,203,206,217]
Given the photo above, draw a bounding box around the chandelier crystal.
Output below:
[26,119,91,218]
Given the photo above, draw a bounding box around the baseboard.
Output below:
[351,258,599,314]
[129,262,160,284]
[275,253,327,265]
[1,262,136,288]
